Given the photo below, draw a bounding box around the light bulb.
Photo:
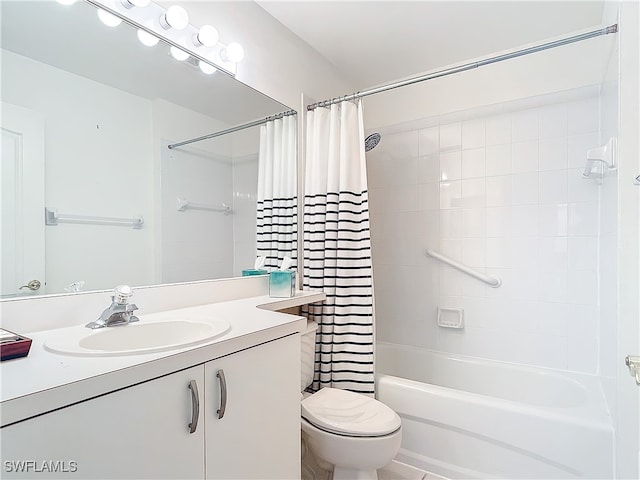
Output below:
[159,5,189,30]
[170,46,190,61]
[137,29,159,47]
[222,42,244,63]
[193,25,218,48]
[56,0,78,5]
[121,0,150,8]
[199,60,217,75]
[97,9,122,27]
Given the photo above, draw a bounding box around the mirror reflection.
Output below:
[0,0,295,298]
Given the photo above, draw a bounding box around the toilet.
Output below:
[300,321,402,480]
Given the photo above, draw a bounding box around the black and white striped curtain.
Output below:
[302,100,374,396]
[256,115,297,270]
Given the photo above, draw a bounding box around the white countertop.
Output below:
[0,291,325,427]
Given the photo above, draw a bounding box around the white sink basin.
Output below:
[44,318,231,357]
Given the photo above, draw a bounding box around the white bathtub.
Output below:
[375,342,614,479]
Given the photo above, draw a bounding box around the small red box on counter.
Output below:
[0,329,32,361]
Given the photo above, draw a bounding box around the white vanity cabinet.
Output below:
[1,365,206,479]
[204,333,300,479]
[1,334,301,479]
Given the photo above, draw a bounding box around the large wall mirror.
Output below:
[1,0,296,298]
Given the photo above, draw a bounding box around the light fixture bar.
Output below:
[83,0,237,76]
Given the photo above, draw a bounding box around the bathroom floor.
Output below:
[378,461,448,480]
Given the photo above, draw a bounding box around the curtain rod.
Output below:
[307,24,618,111]
[168,110,297,149]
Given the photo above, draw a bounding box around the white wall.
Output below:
[365,29,623,375]
[1,50,155,294]
[368,88,608,373]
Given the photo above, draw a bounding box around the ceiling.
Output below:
[256,1,605,90]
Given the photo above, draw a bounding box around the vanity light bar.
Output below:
[84,0,239,77]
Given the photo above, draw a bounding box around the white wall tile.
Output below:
[568,236,598,270]
[383,130,419,159]
[567,269,598,305]
[539,204,568,236]
[440,151,462,181]
[486,176,512,207]
[510,205,539,237]
[418,155,440,183]
[461,178,486,208]
[440,209,462,238]
[538,270,568,303]
[539,170,568,205]
[418,182,440,210]
[461,208,486,237]
[538,302,569,336]
[567,168,599,203]
[486,206,512,237]
[485,114,511,146]
[512,173,539,205]
[462,119,486,149]
[439,181,461,209]
[512,140,539,173]
[511,109,538,142]
[538,237,568,271]
[486,144,512,176]
[539,138,568,171]
[567,132,599,169]
[419,126,439,155]
[567,97,599,135]
[568,202,598,236]
[461,147,486,179]
[538,103,568,139]
[439,122,462,151]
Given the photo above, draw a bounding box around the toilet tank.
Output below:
[301,320,318,391]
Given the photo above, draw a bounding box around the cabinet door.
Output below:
[1,366,205,479]
[205,335,300,479]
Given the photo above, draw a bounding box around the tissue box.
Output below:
[269,270,296,298]
[242,269,268,276]
[0,329,32,361]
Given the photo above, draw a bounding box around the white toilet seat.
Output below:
[301,388,401,437]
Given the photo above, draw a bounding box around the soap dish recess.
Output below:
[437,307,464,329]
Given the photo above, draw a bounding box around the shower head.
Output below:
[365,133,381,152]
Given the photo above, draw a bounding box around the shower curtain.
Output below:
[302,100,375,396]
[256,114,297,270]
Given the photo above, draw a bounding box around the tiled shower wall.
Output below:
[368,88,611,374]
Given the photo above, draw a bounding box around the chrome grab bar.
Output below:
[424,248,501,288]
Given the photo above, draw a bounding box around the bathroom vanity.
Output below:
[0,289,324,479]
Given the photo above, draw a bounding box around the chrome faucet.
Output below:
[86,285,139,329]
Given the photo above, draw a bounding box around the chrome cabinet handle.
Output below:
[19,280,41,291]
[188,380,200,434]
[216,369,227,419]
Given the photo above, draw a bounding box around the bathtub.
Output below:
[375,342,614,479]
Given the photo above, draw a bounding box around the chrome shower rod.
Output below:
[307,24,618,111]
[168,110,296,149]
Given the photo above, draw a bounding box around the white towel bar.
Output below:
[45,208,143,229]
[424,248,501,288]
[176,197,232,214]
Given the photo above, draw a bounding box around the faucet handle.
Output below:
[113,285,134,305]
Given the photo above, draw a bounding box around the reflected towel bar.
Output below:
[45,208,143,229]
[176,197,232,214]
[424,248,501,288]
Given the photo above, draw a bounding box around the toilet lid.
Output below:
[301,388,401,437]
